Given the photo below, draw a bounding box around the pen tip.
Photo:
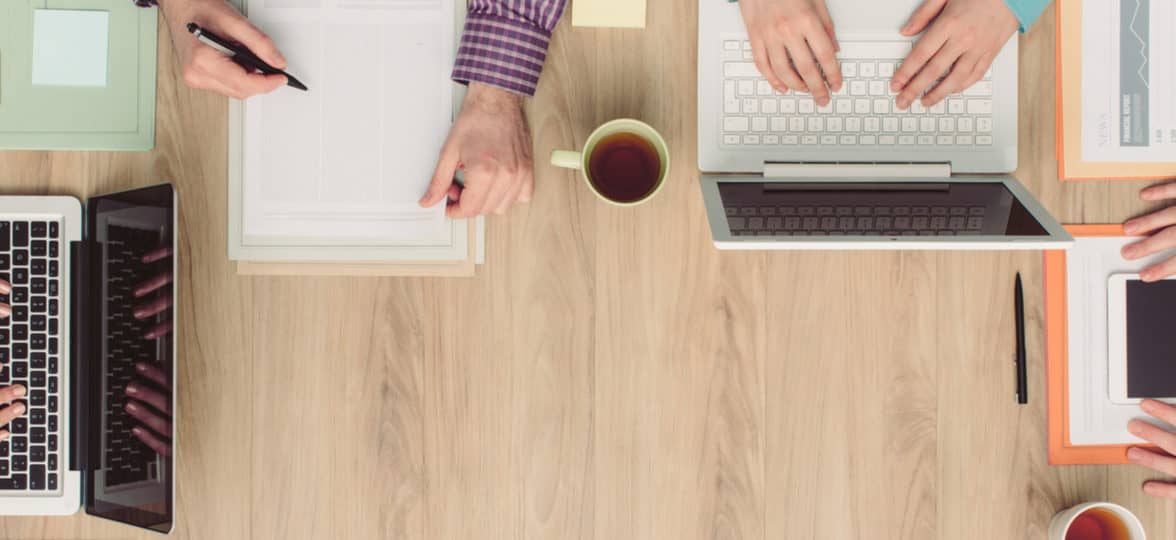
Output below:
[187,22,198,33]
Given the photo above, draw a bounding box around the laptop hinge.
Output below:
[69,239,100,472]
[762,162,951,179]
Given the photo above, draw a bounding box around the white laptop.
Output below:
[697,0,1072,250]
[0,185,176,533]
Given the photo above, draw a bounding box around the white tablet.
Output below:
[1108,274,1176,405]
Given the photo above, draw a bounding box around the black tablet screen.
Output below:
[1127,279,1176,398]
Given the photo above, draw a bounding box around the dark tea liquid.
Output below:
[1066,508,1132,540]
[587,132,662,203]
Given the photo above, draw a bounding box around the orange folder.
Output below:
[1044,225,1163,464]
[1055,1,1176,182]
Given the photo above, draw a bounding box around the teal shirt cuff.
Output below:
[1002,0,1051,32]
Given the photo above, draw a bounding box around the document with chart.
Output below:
[1080,0,1175,162]
[228,0,476,264]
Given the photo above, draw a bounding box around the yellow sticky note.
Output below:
[571,0,646,28]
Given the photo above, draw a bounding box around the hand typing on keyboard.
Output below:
[125,362,172,457]
[1125,400,1176,501]
[0,279,28,442]
[1121,183,1176,282]
[737,0,841,105]
[891,0,1019,110]
[132,247,174,339]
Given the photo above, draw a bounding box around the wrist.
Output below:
[467,82,525,108]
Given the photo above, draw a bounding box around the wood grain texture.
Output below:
[0,2,1174,539]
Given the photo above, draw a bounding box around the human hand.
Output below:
[159,0,289,99]
[133,247,174,339]
[0,279,9,319]
[0,280,27,440]
[125,363,172,457]
[1126,400,1176,500]
[891,0,1018,110]
[737,0,841,105]
[1122,183,1176,281]
[420,83,534,218]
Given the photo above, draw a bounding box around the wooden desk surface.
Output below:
[1,3,1173,539]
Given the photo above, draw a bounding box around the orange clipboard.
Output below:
[1044,225,1163,464]
[1055,1,1176,182]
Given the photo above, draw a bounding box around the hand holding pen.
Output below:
[157,0,291,99]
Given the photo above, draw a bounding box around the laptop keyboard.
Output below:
[0,220,63,492]
[102,225,161,487]
[720,40,994,148]
[725,205,986,236]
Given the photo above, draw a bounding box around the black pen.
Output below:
[1015,273,1027,404]
[187,22,308,91]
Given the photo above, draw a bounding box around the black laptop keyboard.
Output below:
[724,205,987,236]
[0,220,63,492]
[102,225,161,487]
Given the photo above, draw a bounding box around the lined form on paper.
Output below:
[241,0,454,244]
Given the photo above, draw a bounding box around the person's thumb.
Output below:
[901,0,947,36]
[216,10,288,68]
[421,145,459,207]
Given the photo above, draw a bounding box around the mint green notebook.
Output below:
[0,1,157,151]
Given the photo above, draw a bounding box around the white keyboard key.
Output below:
[881,117,897,132]
[799,99,815,113]
[761,98,778,114]
[964,80,993,96]
[910,101,926,114]
[976,135,993,145]
[801,134,818,145]
[771,117,788,132]
[937,135,954,145]
[738,80,755,96]
[742,41,752,50]
[850,81,867,96]
[958,117,974,132]
[837,41,912,59]
[724,117,750,132]
[757,81,773,95]
[827,117,843,132]
[930,101,946,114]
[780,98,797,114]
[956,135,973,145]
[764,134,780,144]
[725,62,760,78]
[723,134,740,145]
[879,134,896,145]
[752,117,768,132]
[725,98,740,114]
[821,135,838,145]
[840,135,856,145]
[860,135,877,145]
[918,135,934,145]
[743,134,761,145]
[966,99,992,115]
[808,117,824,132]
[901,118,917,132]
[920,117,936,132]
[898,135,915,145]
[948,98,965,114]
[846,117,862,132]
[854,99,871,114]
[872,98,889,114]
[742,51,753,60]
[842,62,857,78]
[977,118,993,132]
[835,98,852,114]
[939,117,955,132]
[783,135,799,145]
[724,80,736,99]
[816,101,833,114]
[742,98,759,113]
[859,62,875,77]
[878,62,894,78]
[790,117,805,132]
[724,40,740,51]
[869,80,885,96]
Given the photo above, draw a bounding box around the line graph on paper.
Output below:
[1125,0,1149,89]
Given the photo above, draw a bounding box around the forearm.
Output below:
[452,0,569,97]
[1001,0,1051,32]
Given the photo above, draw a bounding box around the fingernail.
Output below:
[1124,221,1140,235]
[136,363,148,372]
[1128,447,1145,461]
[132,426,142,435]
[134,310,146,319]
[0,432,8,441]
[1141,188,1156,201]
[1141,270,1156,282]
[0,305,10,318]
[13,385,25,397]
[0,281,9,294]
[1122,246,1138,258]
[1144,482,1163,496]
[1128,421,1145,436]
[12,403,25,415]
[127,385,138,395]
[127,402,138,412]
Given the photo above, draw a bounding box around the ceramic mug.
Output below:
[550,119,669,206]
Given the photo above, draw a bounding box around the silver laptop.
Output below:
[697,0,1071,250]
[0,185,176,534]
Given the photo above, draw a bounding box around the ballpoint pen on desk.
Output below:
[1014,273,1027,404]
[186,22,308,91]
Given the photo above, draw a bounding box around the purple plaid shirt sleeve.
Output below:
[453,0,568,97]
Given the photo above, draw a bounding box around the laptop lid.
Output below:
[700,175,1072,250]
[71,184,175,533]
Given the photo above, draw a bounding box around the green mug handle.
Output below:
[550,150,583,170]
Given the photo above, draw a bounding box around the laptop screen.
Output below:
[718,182,1049,236]
[84,184,174,533]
